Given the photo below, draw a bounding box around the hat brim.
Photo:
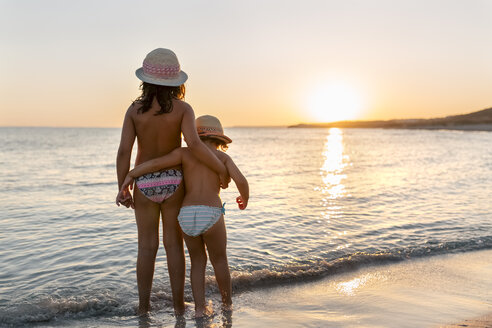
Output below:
[135,68,188,86]
[199,133,232,144]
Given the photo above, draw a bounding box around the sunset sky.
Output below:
[1,0,491,127]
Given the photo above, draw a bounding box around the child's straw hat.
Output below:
[135,48,188,86]
[196,115,232,144]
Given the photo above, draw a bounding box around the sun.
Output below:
[307,83,363,123]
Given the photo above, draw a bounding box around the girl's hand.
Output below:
[116,187,134,208]
[236,196,247,210]
[219,173,231,189]
[116,175,135,208]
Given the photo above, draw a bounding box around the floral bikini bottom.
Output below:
[135,169,183,203]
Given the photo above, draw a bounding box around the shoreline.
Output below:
[26,250,492,328]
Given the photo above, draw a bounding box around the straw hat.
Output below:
[196,115,232,144]
[135,48,188,86]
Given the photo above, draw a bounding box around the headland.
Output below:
[290,107,492,131]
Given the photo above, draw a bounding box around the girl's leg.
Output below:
[203,216,232,308]
[161,186,186,315]
[183,234,209,317]
[133,188,161,315]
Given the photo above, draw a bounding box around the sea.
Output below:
[0,126,491,327]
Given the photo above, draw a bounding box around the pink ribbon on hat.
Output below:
[143,61,180,79]
[197,126,221,135]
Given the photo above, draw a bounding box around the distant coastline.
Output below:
[290,107,492,131]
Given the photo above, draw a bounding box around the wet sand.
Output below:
[225,249,492,328]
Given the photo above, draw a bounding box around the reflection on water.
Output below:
[316,128,350,229]
[319,128,349,201]
[336,275,369,296]
[334,272,387,296]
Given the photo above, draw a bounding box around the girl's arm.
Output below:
[181,105,230,188]
[117,148,184,204]
[224,155,249,210]
[128,148,183,178]
[116,106,136,208]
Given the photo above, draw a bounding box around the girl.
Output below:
[115,49,229,316]
[118,115,249,317]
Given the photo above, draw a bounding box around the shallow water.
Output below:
[0,126,491,326]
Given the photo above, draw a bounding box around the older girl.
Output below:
[115,49,229,315]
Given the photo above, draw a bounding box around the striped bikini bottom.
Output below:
[135,169,183,203]
[178,204,225,237]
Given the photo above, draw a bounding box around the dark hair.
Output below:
[199,136,229,151]
[134,82,186,115]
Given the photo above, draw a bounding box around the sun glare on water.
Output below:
[307,83,364,123]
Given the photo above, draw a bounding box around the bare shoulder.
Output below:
[178,98,192,109]
[126,101,141,118]
[173,99,193,114]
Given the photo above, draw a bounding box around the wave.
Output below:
[0,291,135,327]
[1,236,490,326]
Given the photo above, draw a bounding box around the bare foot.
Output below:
[195,301,214,318]
[174,315,186,328]
[138,313,151,328]
[221,306,233,327]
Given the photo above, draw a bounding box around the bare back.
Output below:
[181,148,227,208]
[130,98,190,166]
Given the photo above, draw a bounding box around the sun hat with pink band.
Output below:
[135,48,188,86]
[196,115,232,144]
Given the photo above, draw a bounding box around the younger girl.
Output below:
[118,115,249,317]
